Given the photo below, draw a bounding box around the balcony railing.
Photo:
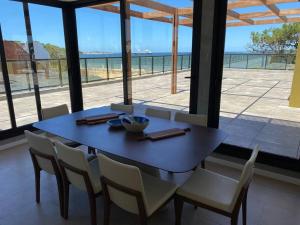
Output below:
[1,53,296,94]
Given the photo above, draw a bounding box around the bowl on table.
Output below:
[120,116,149,133]
[107,118,123,128]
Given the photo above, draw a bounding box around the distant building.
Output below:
[3,41,50,75]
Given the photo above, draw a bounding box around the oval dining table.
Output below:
[33,106,226,173]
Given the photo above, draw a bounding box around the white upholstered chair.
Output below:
[174,112,207,127]
[41,104,78,146]
[175,146,259,225]
[98,153,177,225]
[111,103,133,114]
[174,111,208,168]
[56,142,102,225]
[24,130,64,217]
[145,107,171,120]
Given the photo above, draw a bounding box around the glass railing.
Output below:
[2,53,296,94]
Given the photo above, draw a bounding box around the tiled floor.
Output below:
[1,69,300,158]
[0,144,299,225]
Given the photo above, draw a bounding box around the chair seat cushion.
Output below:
[89,158,102,193]
[176,168,238,213]
[142,172,177,216]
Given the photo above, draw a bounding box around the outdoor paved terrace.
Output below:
[1,68,299,159]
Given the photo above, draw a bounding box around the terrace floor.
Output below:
[1,68,300,159]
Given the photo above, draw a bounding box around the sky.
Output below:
[0,0,299,53]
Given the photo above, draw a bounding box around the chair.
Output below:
[174,112,207,127]
[41,104,96,155]
[175,146,259,225]
[145,107,171,120]
[174,112,207,168]
[56,142,102,225]
[111,103,133,114]
[24,130,64,217]
[98,153,177,225]
[41,104,69,120]
[41,104,78,147]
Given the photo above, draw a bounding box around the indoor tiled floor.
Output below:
[0,144,299,225]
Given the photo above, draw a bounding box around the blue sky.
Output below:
[0,0,299,53]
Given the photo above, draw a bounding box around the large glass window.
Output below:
[76,3,124,109]
[29,4,71,111]
[130,1,193,113]
[0,0,38,126]
[0,0,71,128]
[0,58,11,130]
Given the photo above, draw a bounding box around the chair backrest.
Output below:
[145,108,171,120]
[98,153,146,215]
[56,142,97,192]
[41,104,69,120]
[24,130,57,174]
[174,112,207,127]
[111,103,133,114]
[231,145,259,210]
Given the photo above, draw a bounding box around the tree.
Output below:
[248,23,300,54]
[43,43,66,59]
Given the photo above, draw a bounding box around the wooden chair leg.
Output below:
[34,169,41,203]
[63,182,69,219]
[56,175,64,217]
[174,197,184,225]
[201,160,205,169]
[139,214,148,225]
[242,191,248,225]
[103,199,111,225]
[88,194,97,225]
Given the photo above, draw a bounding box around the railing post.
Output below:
[162,56,165,74]
[139,56,141,76]
[188,54,191,68]
[229,54,232,68]
[181,55,183,70]
[151,56,154,75]
[25,60,31,91]
[264,55,268,69]
[284,55,288,70]
[106,57,109,80]
[58,59,63,87]
[246,54,249,69]
[84,58,88,83]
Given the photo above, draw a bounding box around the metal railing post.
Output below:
[229,54,232,68]
[58,59,63,87]
[188,54,191,68]
[25,60,31,91]
[106,57,109,80]
[284,55,288,70]
[139,56,141,76]
[162,56,165,74]
[264,55,268,69]
[246,54,249,69]
[151,56,154,74]
[84,58,88,83]
[181,55,183,70]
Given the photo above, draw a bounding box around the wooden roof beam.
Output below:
[227,9,254,25]
[129,0,176,14]
[261,0,288,22]
[228,0,298,9]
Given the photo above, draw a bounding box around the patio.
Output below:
[1,68,299,159]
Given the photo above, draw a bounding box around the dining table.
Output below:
[33,106,226,173]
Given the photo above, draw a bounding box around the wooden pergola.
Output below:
[90,0,300,94]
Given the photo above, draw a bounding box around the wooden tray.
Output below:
[76,113,120,125]
[140,128,191,141]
